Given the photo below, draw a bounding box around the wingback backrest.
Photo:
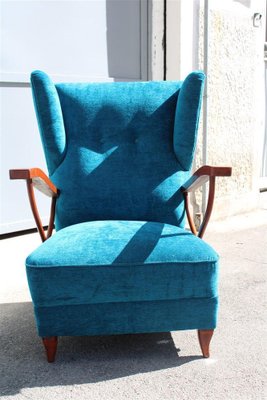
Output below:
[31,71,205,230]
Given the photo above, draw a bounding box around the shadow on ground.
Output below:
[0,302,202,396]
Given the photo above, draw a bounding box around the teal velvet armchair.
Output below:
[10,71,231,362]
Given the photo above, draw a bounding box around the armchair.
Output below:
[10,70,231,362]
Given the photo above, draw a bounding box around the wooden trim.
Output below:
[9,168,58,241]
[184,191,197,236]
[46,196,56,239]
[9,168,58,197]
[182,165,232,238]
[198,329,214,358]
[26,181,47,242]
[182,165,232,193]
[42,337,58,363]
[198,175,215,239]
[195,165,232,177]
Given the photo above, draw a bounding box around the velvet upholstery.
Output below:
[27,70,221,343]
[31,71,205,231]
[26,221,218,307]
[34,298,218,337]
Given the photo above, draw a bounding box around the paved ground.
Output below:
[0,198,266,400]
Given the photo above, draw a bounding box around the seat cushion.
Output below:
[26,220,219,307]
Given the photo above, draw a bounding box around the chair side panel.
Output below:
[30,71,66,175]
[174,71,205,170]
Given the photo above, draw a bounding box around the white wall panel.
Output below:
[1,0,146,82]
[0,0,148,234]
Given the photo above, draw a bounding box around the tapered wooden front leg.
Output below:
[198,329,214,358]
[42,336,58,362]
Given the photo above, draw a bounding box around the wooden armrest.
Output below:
[9,168,58,197]
[9,168,58,242]
[182,166,232,192]
[181,165,232,238]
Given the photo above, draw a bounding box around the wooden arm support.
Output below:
[182,165,232,238]
[9,168,59,242]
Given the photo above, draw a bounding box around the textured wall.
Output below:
[194,0,266,219]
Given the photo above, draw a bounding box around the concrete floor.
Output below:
[0,199,266,400]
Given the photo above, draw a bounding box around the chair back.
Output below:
[31,71,205,230]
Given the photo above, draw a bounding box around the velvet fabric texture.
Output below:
[34,298,218,337]
[27,70,220,339]
[31,71,205,231]
[26,221,218,307]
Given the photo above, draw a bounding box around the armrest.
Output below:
[9,168,58,242]
[9,168,58,197]
[182,166,232,192]
[181,165,232,238]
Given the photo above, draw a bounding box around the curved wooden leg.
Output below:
[198,329,214,358]
[42,336,58,362]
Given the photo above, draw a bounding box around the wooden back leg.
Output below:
[198,329,214,358]
[42,336,58,362]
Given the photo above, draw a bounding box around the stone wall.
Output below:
[194,0,266,219]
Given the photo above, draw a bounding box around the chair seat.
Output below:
[26,220,219,307]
